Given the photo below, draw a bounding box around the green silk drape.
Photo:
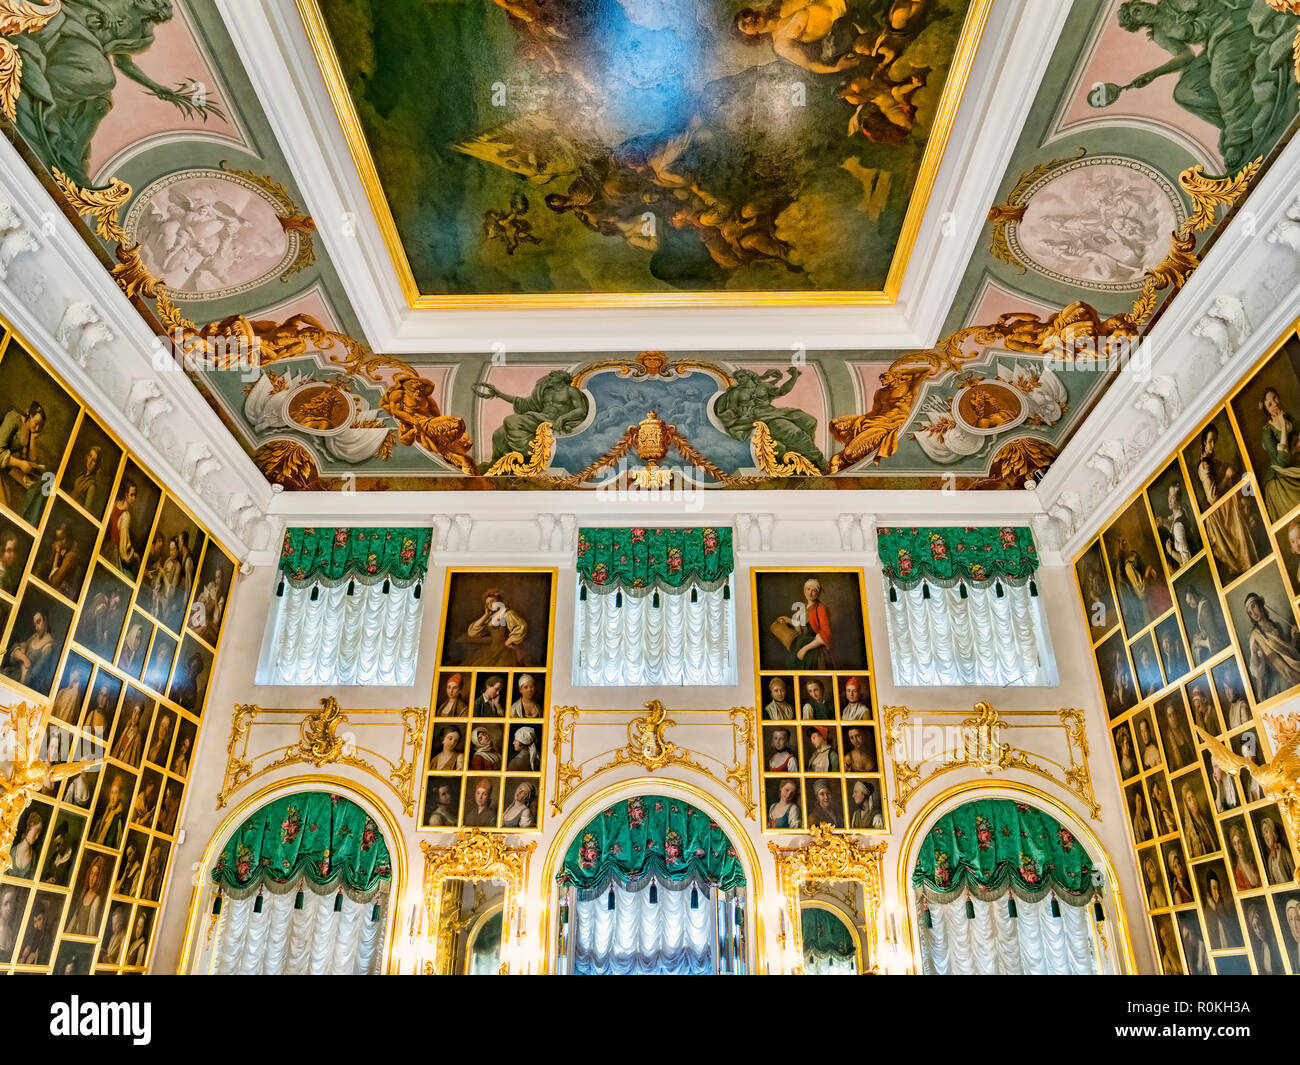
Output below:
[556,796,746,894]
[911,799,1096,905]
[278,527,432,588]
[576,527,733,596]
[801,908,855,961]
[211,792,393,902]
[878,526,1038,588]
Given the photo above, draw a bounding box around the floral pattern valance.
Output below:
[911,800,1096,906]
[576,527,733,596]
[279,527,432,588]
[802,909,855,961]
[212,792,393,902]
[878,526,1038,589]
[556,796,746,896]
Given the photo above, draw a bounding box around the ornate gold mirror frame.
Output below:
[421,831,535,974]
[769,824,886,974]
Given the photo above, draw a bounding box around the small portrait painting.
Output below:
[1137,846,1167,908]
[74,562,133,661]
[1230,338,1300,524]
[804,778,843,829]
[467,722,503,771]
[846,777,884,830]
[99,461,162,582]
[1175,911,1211,976]
[1154,616,1190,685]
[1095,630,1137,719]
[1194,859,1244,949]
[1151,913,1183,974]
[1126,782,1152,843]
[142,630,177,694]
[508,672,545,719]
[124,907,154,967]
[1276,517,1300,597]
[63,767,99,811]
[1129,631,1163,699]
[1231,729,1268,803]
[1172,559,1229,666]
[1149,775,1178,839]
[766,777,802,831]
[1202,751,1244,815]
[472,673,507,717]
[1244,899,1286,975]
[188,543,232,646]
[1,584,73,696]
[18,890,65,965]
[0,343,79,528]
[116,611,152,680]
[82,668,122,743]
[141,841,168,901]
[1183,673,1221,738]
[803,724,839,774]
[111,690,154,766]
[141,499,203,633]
[1210,656,1253,730]
[88,768,136,850]
[765,725,799,773]
[440,570,554,669]
[156,779,183,836]
[59,413,121,521]
[171,719,196,777]
[145,709,176,768]
[64,850,111,936]
[422,777,462,829]
[434,670,469,717]
[1102,499,1173,635]
[1075,540,1118,640]
[0,883,30,962]
[1147,461,1204,575]
[1163,840,1194,906]
[1133,710,1162,772]
[1271,890,1300,973]
[1154,691,1195,771]
[761,674,797,720]
[798,674,836,720]
[754,570,868,672]
[501,777,539,830]
[1223,814,1264,891]
[7,800,53,880]
[1208,482,1271,587]
[34,497,97,601]
[841,724,877,773]
[1226,563,1300,704]
[838,675,871,720]
[99,900,132,965]
[1251,806,1296,885]
[1182,408,1245,514]
[1172,768,1217,858]
[429,723,466,772]
[506,723,541,772]
[50,652,92,724]
[1113,722,1139,780]
[114,831,148,895]
[168,636,213,713]
[131,769,163,828]
[0,515,34,597]
[461,777,500,828]
[38,811,85,888]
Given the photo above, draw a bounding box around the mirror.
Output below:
[432,878,505,975]
[799,886,866,974]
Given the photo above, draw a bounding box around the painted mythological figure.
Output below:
[715,368,826,471]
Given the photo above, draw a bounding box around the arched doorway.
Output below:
[547,789,752,975]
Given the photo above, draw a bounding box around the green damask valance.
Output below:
[878,526,1038,589]
[211,792,393,902]
[556,796,746,896]
[576,527,733,596]
[801,909,855,962]
[278,527,432,588]
[911,799,1096,906]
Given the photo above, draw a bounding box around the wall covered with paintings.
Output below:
[1075,316,1300,976]
[0,315,237,976]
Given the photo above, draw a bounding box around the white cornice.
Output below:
[217,0,1067,353]
[0,137,277,563]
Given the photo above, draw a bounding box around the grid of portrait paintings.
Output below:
[1075,319,1300,977]
[0,322,235,975]
[418,569,556,833]
[752,568,888,836]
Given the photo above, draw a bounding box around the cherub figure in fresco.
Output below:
[544,154,666,253]
[483,192,543,256]
[472,370,590,463]
[13,0,225,187]
[715,368,827,471]
[839,64,929,143]
[734,0,863,74]
[380,374,478,476]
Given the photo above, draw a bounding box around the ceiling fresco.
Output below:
[304,0,985,303]
[0,0,1297,493]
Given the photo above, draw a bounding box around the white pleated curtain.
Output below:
[884,578,1053,686]
[573,581,734,686]
[259,579,424,686]
[213,889,387,975]
[571,875,716,975]
[917,894,1098,975]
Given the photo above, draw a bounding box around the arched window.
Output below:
[207,791,394,975]
[911,798,1104,975]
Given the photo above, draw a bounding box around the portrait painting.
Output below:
[838,674,871,719]
[1230,336,1300,525]
[845,777,884,830]
[0,883,29,962]
[1151,914,1183,973]
[58,413,121,521]
[1225,562,1300,705]
[1170,767,1217,859]
[7,799,53,880]
[1194,858,1243,950]
[1101,498,1172,635]
[1162,839,1194,907]
[841,724,877,774]
[421,776,463,829]
[1125,782,1152,843]
[764,724,800,775]
[1244,898,1286,975]
[1128,631,1162,699]
[1133,710,1161,773]
[1183,673,1221,738]
[82,668,123,746]
[98,460,162,582]
[1113,722,1139,780]
[1270,889,1300,973]
[124,907,154,966]
[461,777,500,829]
[1175,911,1211,976]
[754,570,868,672]
[141,841,169,901]
[1202,750,1244,816]
[1250,805,1296,886]
[114,831,148,896]
[53,938,96,977]
[88,768,136,851]
[1230,729,1268,804]
[142,498,203,633]
[0,514,34,598]
[433,670,470,717]
[1,584,73,697]
[156,779,183,836]
[1147,774,1178,842]
[1153,615,1190,685]
[18,890,65,965]
[168,635,213,713]
[1275,517,1300,598]
[1095,630,1136,720]
[440,570,554,669]
[110,689,154,767]
[428,723,467,773]
[1153,691,1194,771]
[0,342,79,529]
[129,771,159,830]
[170,719,196,776]
[471,674,507,718]
[64,850,112,937]
[50,651,92,724]
[765,777,802,832]
[466,722,504,773]
[1136,845,1167,909]
[508,672,546,719]
[501,777,539,831]
[1210,656,1253,731]
[803,724,840,776]
[143,630,177,694]
[1146,461,1203,576]
[74,562,133,662]
[760,673,797,721]
[1171,559,1229,666]
[99,900,132,966]
[797,674,837,720]
[62,768,99,812]
[39,723,76,795]
[116,611,152,680]
[1075,540,1118,641]
[1205,482,1271,586]
[33,497,96,602]
[34,809,83,891]
[506,722,542,773]
[1181,408,1245,514]
[188,542,233,646]
[1223,814,1264,893]
[804,777,844,830]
